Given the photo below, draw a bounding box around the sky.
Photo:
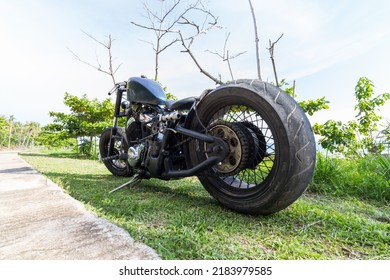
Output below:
[0,0,389,129]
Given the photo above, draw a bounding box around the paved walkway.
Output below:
[0,151,160,260]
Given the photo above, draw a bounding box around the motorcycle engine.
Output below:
[127,144,145,168]
[125,114,147,169]
[125,109,162,169]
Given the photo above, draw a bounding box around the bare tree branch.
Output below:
[178,31,223,85]
[158,38,180,54]
[68,32,121,85]
[131,0,200,80]
[131,21,165,32]
[160,0,181,24]
[248,0,262,81]
[268,33,284,87]
[174,5,223,84]
[131,0,223,84]
[226,50,235,81]
[206,32,247,81]
[68,47,111,76]
[206,49,224,59]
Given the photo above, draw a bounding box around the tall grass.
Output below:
[310,153,390,202]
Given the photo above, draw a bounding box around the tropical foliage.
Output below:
[280,79,330,116]
[0,115,41,149]
[40,93,114,157]
[314,77,390,158]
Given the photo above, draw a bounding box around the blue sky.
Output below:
[0,0,389,127]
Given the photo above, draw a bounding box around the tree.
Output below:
[279,79,329,116]
[19,122,41,147]
[131,0,332,117]
[354,77,389,136]
[131,0,186,81]
[313,77,390,157]
[267,33,284,87]
[0,115,8,147]
[0,115,41,149]
[7,115,15,149]
[36,124,76,149]
[132,0,223,84]
[47,93,114,156]
[248,0,262,81]
[206,32,247,81]
[68,32,121,86]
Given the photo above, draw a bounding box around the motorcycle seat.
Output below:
[165,97,197,111]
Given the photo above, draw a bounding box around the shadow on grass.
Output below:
[43,171,219,212]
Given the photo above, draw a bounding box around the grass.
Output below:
[20,150,390,260]
[311,153,390,201]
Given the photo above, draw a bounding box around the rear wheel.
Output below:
[186,80,316,215]
[99,127,133,177]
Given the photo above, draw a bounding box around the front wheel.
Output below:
[186,80,316,215]
[99,127,133,177]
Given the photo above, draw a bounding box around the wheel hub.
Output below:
[209,124,242,174]
[207,121,256,175]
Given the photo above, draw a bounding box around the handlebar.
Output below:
[108,81,127,96]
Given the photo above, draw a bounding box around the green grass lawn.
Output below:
[20,151,390,260]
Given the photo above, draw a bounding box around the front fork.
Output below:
[108,82,127,156]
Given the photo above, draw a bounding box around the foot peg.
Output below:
[109,174,142,194]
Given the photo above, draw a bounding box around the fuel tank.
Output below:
[127,77,167,106]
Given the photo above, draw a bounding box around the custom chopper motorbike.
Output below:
[99,76,316,215]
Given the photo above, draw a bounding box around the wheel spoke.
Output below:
[205,104,277,189]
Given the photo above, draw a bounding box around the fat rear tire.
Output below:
[186,80,316,215]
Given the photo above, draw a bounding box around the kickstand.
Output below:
[109,174,142,194]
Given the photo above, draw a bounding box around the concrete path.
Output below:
[0,151,160,260]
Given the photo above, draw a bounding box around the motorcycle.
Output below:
[99,76,316,215]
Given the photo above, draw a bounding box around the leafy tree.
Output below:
[0,115,8,146]
[0,115,41,149]
[298,97,330,116]
[354,77,389,135]
[19,121,41,147]
[36,124,77,149]
[280,79,330,116]
[313,77,390,157]
[46,93,114,156]
[7,115,15,149]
